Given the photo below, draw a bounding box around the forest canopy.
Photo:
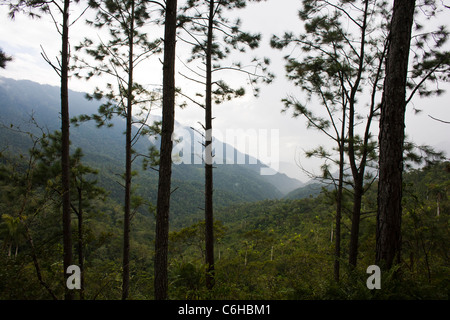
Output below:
[0,0,449,301]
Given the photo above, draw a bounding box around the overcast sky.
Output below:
[0,0,449,183]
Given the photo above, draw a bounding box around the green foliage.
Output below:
[0,120,449,299]
[178,0,273,106]
[72,0,162,146]
[1,0,449,299]
[285,183,326,200]
[0,48,12,69]
[164,162,449,300]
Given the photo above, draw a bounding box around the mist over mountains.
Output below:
[0,77,315,223]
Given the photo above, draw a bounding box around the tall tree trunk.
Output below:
[346,0,369,270]
[122,0,135,301]
[154,0,178,300]
[77,186,85,300]
[376,0,416,271]
[333,169,343,281]
[61,0,73,301]
[204,0,215,291]
[334,102,346,282]
[348,179,363,268]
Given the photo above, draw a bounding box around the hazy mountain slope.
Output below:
[0,77,304,223]
[284,182,325,199]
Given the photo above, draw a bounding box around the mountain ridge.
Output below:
[0,77,304,224]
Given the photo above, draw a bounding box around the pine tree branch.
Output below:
[178,55,206,79]
[177,89,205,109]
[406,62,443,105]
[179,25,207,51]
[49,0,63,15]
[322,0,363,29]
[317,85,341,140]
[428,114,450,124]
[40,45,61,77]
[48,5,62,35]
[70,4,89,27]
[179,71,206,85]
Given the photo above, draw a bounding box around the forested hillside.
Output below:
[1,144,448,299]
[0,78,303,225]
[0,0,449,303]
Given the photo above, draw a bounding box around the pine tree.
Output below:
[271,0,388,271]
[0,127,59,299]
[376,0,450,272]
[32,131,106,299]
[178,0,272,289]
[0,48,12,68]
[272,0,449,271]
[154,0,178,300]
[73,0,162,299]
[6,0,82,299]
[376,0,416,271]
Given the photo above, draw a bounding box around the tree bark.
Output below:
[376,0,416,271]
[122,0,135,301]
[61,0,73,301]
[346,0,369,270]
[204,0,215,291]
[77,186,85,300]
[334,102,346,282]
[348,180,363,268]
[154,0,178,300]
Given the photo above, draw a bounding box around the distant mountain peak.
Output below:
[1,77,305,224]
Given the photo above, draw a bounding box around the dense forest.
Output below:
[0,129,448,299]
[0,0,449,301]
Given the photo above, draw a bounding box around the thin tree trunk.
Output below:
[61,0,73,301]
[154,0,178,300]
[348,180,363,268]
[24,221,58,300]
[346,0,369,270]
[77,186,85,300]
[334,102,346,282]
[436,196,440,217]
[122,0,135,301]
[204,0,215,291]
[376,0,416,271]
[16,139,57,299]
